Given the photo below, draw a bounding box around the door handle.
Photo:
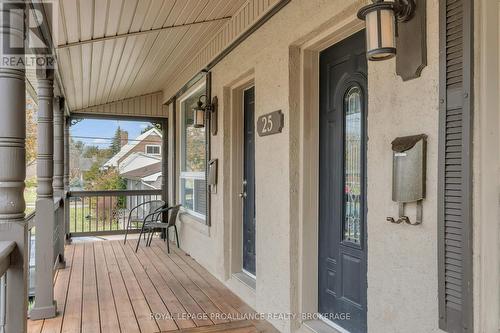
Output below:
[238,192,247,199]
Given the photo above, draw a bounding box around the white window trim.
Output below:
[179,82,207,220]
[145,144,161,155]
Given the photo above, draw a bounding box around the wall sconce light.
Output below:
[193,97,206,128]
[192,95,218,135]
[357,0,427,81]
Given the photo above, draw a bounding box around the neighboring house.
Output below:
[120,155,162,190]
[103,128,163,212]
[103,127,162,169]
[70,157,94,191]
[118,152,162,190]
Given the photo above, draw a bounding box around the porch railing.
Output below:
[0,241,17,333]
[26,212,36,299]
[53,198,64,266]
[67,189,162,237]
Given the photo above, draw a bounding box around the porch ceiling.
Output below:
[55,0,247,112]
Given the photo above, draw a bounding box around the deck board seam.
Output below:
[126,240,197,330]
[168,246,255,316]
[94,241,122,333]
[138,241,213,327]
[108,240,160,332]
[148,243,219,326]
[155,243,241,320]
[114,242,179,332]
[102,240,141,332]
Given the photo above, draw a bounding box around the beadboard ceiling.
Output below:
[55,0,248,112]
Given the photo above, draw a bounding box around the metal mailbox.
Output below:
[388,134,427,225]
[208,158,218,193]
[392,134,427,202]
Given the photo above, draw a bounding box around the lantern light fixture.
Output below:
[192,94,216,129]
[357,0,416,61]
[357,0,426,81]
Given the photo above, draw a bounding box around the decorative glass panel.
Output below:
[343,86,362,244]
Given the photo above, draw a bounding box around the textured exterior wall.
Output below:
[365,0,440,331]
[166,0,446,332]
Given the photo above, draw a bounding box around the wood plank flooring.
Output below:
[27,240,277,333]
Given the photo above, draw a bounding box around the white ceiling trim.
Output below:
[71,91,166,118]
[162,0,283,103]
[57,16,232,49]
[56,0,249,111]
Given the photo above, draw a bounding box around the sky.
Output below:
[70,119,153,148]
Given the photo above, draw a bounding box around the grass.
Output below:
[24,186,37,214]
[68,203,125,233]
[24,182,136,234]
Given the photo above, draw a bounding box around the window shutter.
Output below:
[438,0,473,332]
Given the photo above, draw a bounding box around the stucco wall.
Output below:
[165,0,444,332]
[365,0,440,331]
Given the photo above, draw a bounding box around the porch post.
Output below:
[30,68,57,320]
[64,114,71,242]
[53,96,65,267]
[162,118,168,206]
[53,97,64,195]
[0,2,29,331]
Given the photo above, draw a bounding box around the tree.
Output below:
[26,97,38,163]
[69,139,85,184]
[185,126,205,172]
[83,145,113,160]
[140,123,162,134]
[110,127,123,155]
[83,163,126,191]
[83,145,99,158]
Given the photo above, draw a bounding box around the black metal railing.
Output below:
[67,189,162,237]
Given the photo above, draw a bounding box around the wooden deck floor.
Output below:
[27,240,277,333]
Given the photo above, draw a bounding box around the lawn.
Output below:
[68,202,127,233]
[24,184,138,234]
[24,186,37,214]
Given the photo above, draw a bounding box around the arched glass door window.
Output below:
[343,85,363,244]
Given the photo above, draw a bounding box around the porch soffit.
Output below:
[70,91,167,119]
[55,0,248,114]
[162,0,287,103]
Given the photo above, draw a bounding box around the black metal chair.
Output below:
[135,204,181,253]
[124,199,165,244]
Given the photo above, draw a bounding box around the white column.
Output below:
[30,68,57,320]
[0,2,28,332]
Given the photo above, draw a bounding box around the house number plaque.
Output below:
[257,110,284,136]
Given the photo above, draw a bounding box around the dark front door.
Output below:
[318,31,367,333]
[243,86,256,276]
